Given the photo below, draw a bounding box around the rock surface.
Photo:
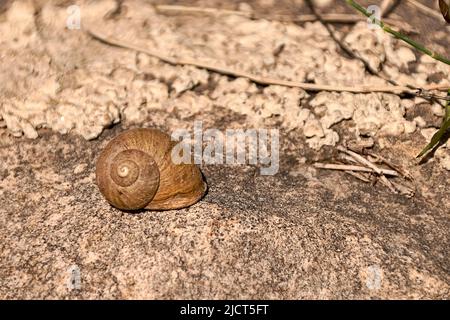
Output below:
[0,0,449,299]
[0,128,449,299]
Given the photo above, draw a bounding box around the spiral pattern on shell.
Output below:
[95,128,207,210]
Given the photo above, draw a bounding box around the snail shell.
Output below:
[96,128,207,210]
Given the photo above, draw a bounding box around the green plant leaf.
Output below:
[346,1,450,158]
[417,91,450,158]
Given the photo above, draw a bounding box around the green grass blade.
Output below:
[417,90,450,158]
[346,0,450,65]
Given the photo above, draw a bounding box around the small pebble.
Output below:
[421,128,438,141]
[396,47,416,66]
[74,163,88,174]
[431,104,445,117]
[401,99,415,111]
[403,121,417,134]
[238,2,253,12]
[414,116,427,128]
[414,97,428,105]
[441,156,450,171]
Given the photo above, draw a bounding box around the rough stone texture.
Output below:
[0,127,449,299]
[0,0,449,299]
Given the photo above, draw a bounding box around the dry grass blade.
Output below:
[378,175,398,193]
[367,152,414,180]
[336,146,402,194]
[337,146,384,174]
[313,163,399,176]
[315,150,414,196]
[344,170,372,182]
[154,5,416,32]
[306,0,382,77]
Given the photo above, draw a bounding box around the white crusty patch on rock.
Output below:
[0,0,449,169]
[307,92,413,146]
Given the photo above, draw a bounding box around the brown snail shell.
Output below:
[96,128,207,210]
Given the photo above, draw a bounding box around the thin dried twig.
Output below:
[367,152,414,180]
[316,149,414,196]
[313,162,399,176]
[337,146,384,175]
[339,147,415,196]
[344,170,371,182]
[336,146,400,193]
[86,27,449,95]
[155,4,250,17]
[154,4,416,32]
[307,0,431,98]
[378,175,399,193]
[306,0,382,77]
[341,154,359,164]
[405,0,443,19]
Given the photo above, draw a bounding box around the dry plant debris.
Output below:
[314,146,415,196]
